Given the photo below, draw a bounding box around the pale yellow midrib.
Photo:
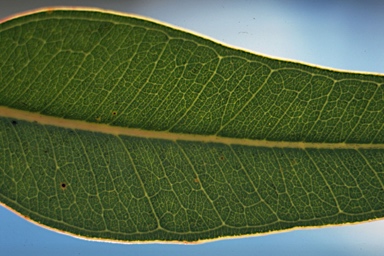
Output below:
[0,106,383,150]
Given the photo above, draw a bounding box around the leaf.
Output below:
[0,9,383,243]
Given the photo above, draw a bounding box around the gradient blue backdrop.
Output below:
[1,1,383,255]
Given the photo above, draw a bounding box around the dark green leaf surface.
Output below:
[0,10,383,242]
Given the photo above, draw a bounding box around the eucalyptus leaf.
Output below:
[0,9,383,243]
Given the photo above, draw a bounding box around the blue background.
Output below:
[1,1,384,255]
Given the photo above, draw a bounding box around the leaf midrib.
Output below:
[1,106,382,150]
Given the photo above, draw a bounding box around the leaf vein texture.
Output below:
[0,9,383,243]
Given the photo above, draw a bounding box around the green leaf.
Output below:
[0,9,383,243]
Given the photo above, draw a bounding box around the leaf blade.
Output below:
[0,9,383,243]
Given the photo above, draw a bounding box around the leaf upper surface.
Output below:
[0,9,383,243]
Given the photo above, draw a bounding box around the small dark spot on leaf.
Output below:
[98,22,113,34]
[112,111,117,116]
[11,120,17,125]
[219,156,225,160]
[60,182,67,190]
